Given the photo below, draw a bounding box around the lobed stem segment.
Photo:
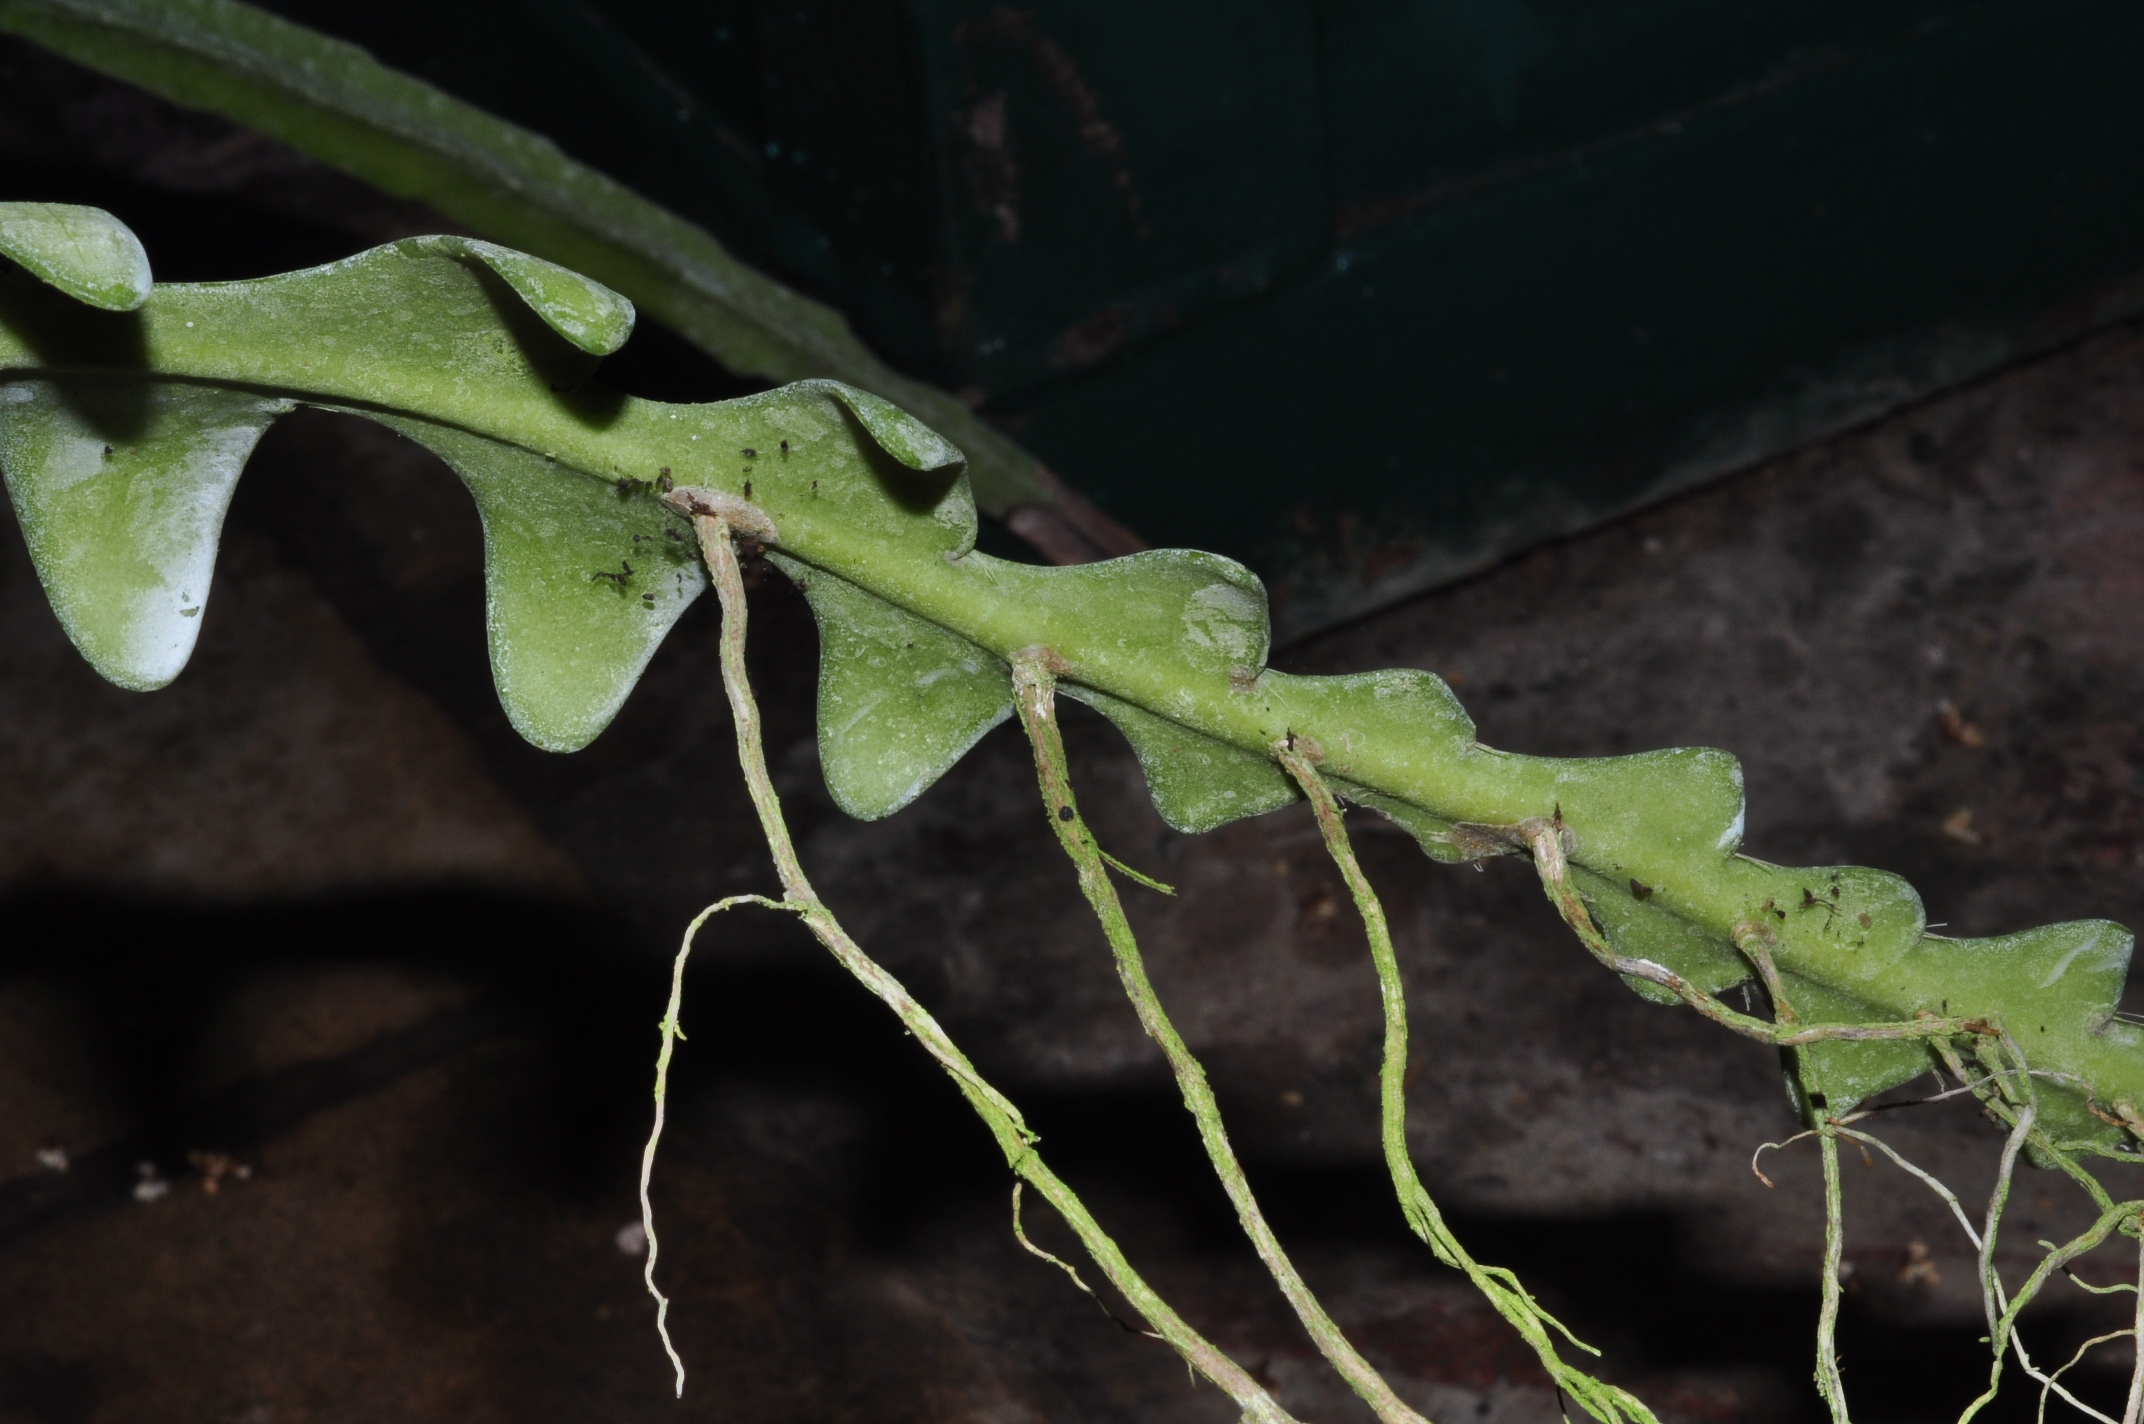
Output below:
[1012,652,1431,1424]
[1523,817,1978,1050]
[683,514,1299,1423]
[1278,744,1657,1424]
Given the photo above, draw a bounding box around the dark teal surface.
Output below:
[240,0,2144,633]
[999,0,2144,627]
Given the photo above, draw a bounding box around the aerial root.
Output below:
[683,518,1303,1424]
[1506,792,2144,1420]
[1792,1034,2144,1423]
[667,513,2144,1424]
[1013,654,1431,1424]
[2122,1230,2144,1424]
[1816,1124,1849,1422]
[2044,1330,2137,1424]
[640,892,802,1397]
[1279,745,1658,1424]
[1011,1183,1162,1339]
[1520,816,1983,1052]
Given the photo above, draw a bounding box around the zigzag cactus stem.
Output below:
[5,220,2139,1155]
[1276,743,1657,1424]
[12,214,2144,1414]
[1010,650,1432,1424]
[688,514,1302,1424]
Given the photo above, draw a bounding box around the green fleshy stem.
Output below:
[2,230,2136,1157]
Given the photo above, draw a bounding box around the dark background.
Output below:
[3,10,2144,1422]
[207,0,2144,635]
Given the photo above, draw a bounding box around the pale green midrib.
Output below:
[6,331,2135,1116]
[0,0,1051,511]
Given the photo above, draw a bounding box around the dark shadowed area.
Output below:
[3,34,2143,1424]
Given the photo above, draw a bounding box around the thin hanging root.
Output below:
[1939,1037,2140,1424]
[1995,1204,2142,1386]
[2043,1330,2138,1424]
[1759,1123,2112,1423]
[2063,1272,2139,1298]
[1929,1030,2110,1223]
[640,891,801,1397]
[689,517,1301,1424]
[1961,1198,2144,1424]
[1832,1127,1983,1249]
[1843,1120,2134,1423]
[2124,1229,2144,1424]
[1976,1079,2037,1356]
[1012,1182,1160,1338]
[1731,922,1801,1024]
[1839,1057,2137,1423]
[1278,745,1657,1424]
[1010,652,1430,1424]
[1506,783,2144,1424]
[1099,849,1175,895]
[1816,1125,1850,1422]
[1750,1132,1815,1189]
[1749,1072,2135,1422]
